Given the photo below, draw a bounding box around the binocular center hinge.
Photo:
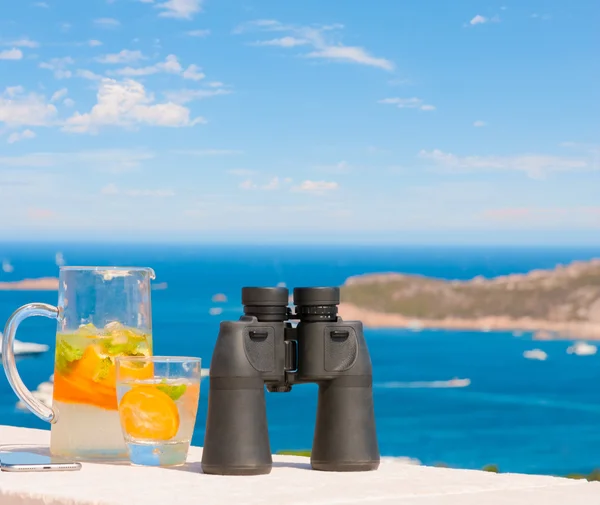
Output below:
[284,339,298,373]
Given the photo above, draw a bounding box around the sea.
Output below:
[1,242,600,477]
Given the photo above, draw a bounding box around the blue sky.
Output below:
[0,0,598,244]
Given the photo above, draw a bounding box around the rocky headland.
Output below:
[0,277,59,291]
[338,259,600,340]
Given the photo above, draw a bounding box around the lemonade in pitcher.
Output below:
[52,322,153,458]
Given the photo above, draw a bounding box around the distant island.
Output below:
[0,277,59,291]
[338,259,600,340]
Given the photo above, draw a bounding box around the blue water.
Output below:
[1,243,600,476]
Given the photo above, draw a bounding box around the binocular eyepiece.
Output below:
[242,286,340,322]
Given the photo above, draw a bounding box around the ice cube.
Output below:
[78,323,99,336]
[104,321,124,332]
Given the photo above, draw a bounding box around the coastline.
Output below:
[338,303,600,340]
[0,277,59,291]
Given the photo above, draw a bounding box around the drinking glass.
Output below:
[116,356,201,467]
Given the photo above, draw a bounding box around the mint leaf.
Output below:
[93,357,113,382]
[157,383,187,401]
[55,339,84,375]
[100,331,148,357]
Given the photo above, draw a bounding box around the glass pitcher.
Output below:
[2,266,155,460]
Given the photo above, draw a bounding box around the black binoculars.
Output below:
[201,286,380,475]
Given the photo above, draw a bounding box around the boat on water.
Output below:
[55,252,65,266]
[0,333,49,356]
[523,349,548,361]
[567,341,597,356]
[16,376,54,411]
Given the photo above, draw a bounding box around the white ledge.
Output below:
[0,425,598,505]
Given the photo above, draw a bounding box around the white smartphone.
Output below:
[0,451,81,472]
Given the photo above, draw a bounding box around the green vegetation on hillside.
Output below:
[340,259,600,323]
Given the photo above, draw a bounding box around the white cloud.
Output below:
[228,168,254,176]
[101,183,175,197]
[239,179,256,190]
[263,177,280,190]
[473,120,486,127]
[236,20,394,71]
[3,38,39,48]
[76,69,103,81]
[114,54,182,76]
[50,88,68,102]
[163,88,230,104]
[253,37,308,48]
[173,149,243,156]
[388,78,412,86]
[94,18,120,28]
[378,97,435,111]
[156,0,203,19]
[470,15,487,25]
[4,86,25,97]
[186,29,210,37]
[96,50,145,64]
[182,64,205,81]
[238,177,290,191]
[306,46,393,71]
[0,49,23,60]
[468,14,501,26]
[63,98,75,107]
[39,56,74,79]
[34,2,49,7]
[0,149,154,171]
[207,81,224,88]
[62,78,204,133]
[89,40,103,47]
[100,183,119,195]
[314,161,351,173]
[482,207,600,229]
[7,129,36,144]
[418,149,591,179]
[293,180,339,194]
[0,87,57,127]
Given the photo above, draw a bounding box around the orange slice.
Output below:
[53,371,118,410]
[118,359,154,381]
[74,345,117,385]
[119,386,180,441]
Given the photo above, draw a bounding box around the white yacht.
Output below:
[523,349,548,361]
[567,341,597,356]
[16,375,54,411]
[0,332,49,356]
[55,252,65,266]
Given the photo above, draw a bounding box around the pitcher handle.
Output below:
[2,303,59,423]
